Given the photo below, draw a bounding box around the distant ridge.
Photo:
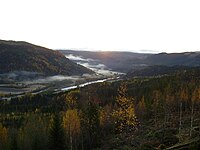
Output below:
[0,40,93,75]
[60,50,200,73]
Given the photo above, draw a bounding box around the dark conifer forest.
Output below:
[1,68,200,149]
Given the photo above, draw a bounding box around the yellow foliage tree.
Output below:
[137,96,146,118]
[0,123,8,150]
[63,109,81,150]
[112,83,137,133]
[65,90,80,109]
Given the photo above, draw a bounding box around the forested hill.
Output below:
[59,50,149,73]
[126,65,199,78]
[0,40,93,76]
[146,52,200,66]
[1,68,200,149]
[60,50,200,73]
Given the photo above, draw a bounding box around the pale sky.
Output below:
[1,0,200,53]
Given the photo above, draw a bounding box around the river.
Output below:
[1,77,120,101]
[61,78,108,91]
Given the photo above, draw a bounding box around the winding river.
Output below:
[61,78,110,91]
[1,77,118,100]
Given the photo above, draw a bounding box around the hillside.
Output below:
[126,65,197,78]
[59,50,149,73]
[146,52,200,66]
[1,68,200,149]
[0,40,93,76]
[60,50,200,73]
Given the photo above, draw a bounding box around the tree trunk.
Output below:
[179,102,182,134]
[190,100,194,137]
[81,132,84,150]
[70,133,73,150]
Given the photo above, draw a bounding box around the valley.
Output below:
[0,73,120,100]
[1,0,200,149]
[0,40,200,149]
[60,50,200,73]
[1,67,200,149]
[0,41,123,101]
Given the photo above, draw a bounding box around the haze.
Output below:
[1,0,200,53]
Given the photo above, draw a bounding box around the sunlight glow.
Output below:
[1,0,200,53]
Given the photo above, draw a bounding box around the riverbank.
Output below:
[0,74,122,101]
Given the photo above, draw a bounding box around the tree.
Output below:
[49,113,66,150]
[179,87,188,134]
[81,101,100,149]
[164,83,176,128]
[112,83,137,134]
[9,128,19,150]
[152,90,163,127]
[137,96,146,119]
[63,109,81,150]
[190,87,200,137]
[65,90,80,110]
[0,123,8,150]
[18,114,49,150]
[99,104,114,136]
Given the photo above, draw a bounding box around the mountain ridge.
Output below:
[0,40,93,76]
[60,50,200,73]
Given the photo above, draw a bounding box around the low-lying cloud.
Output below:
[65,54,118,75]
[66,54,95,62]
[32,75,80,83]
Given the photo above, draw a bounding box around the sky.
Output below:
[1,0,200,53]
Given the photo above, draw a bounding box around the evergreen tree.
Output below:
[10,129,18,150]
[19,114,49,150]
[81,101,100,149]
[48,113,66,150]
